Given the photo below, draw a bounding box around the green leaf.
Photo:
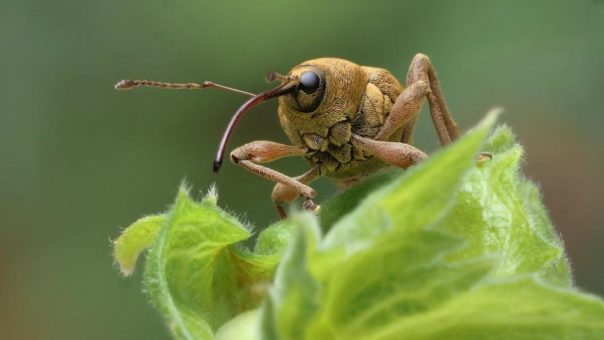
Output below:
[364,278,604,339]
[318,170,400,231]
[141,187,287,339]
[437,125,571,285]
[113,214,166,276]
[114,112,604,339]
[260,214,322,340]
[261,113,604,339]
[314,229,495,339]
[255,220,296,256]
[215,309,261,340]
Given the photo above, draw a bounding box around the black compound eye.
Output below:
[299,71,320,94]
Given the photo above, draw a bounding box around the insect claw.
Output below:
[302,198,320,213]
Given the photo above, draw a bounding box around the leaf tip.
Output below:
[112,238,137,277]
[475,107,502,132]
[119,264,135,277]
[112,214,166,278]
[202,183,219,205]
[177,180,193,198]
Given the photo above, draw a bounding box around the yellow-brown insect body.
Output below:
[115,53,461,218]
[278,58,406,181]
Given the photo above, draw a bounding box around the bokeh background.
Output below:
[1,1,603,339]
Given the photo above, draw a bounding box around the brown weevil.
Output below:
[115,54,463,218]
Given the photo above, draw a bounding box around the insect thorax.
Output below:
[279,80,402,179]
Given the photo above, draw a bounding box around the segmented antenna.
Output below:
[114,79,255,97]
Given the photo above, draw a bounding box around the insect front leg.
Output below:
[351,134,427,169]
[229,141,317,218]
[406,53,461,146]
[271,167,319,219]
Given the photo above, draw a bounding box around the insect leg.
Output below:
[351,134,427,169]
[271,168,319,219]
[407,53,461,146]
[375,80,429,142]
[230,141,317,218]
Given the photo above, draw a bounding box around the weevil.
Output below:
[116,54,464,219]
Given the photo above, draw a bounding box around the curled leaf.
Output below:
[141,188,292,339]
[113,214,166,276]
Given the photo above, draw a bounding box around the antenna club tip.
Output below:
[213,160,222,173]
[114,80,134,90]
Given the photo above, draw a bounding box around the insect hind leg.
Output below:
[407,53,461,146]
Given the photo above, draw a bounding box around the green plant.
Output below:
[113,114,604,339]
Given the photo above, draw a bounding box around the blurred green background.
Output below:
[1,1,603,339]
